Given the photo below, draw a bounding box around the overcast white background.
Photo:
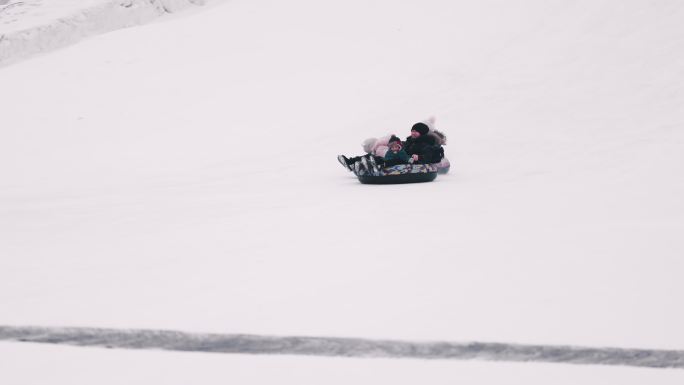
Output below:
[1,0,684,383]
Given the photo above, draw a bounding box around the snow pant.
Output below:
[346,154,384,166]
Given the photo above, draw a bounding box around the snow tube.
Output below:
[356,163,438,184]
[435,158,451,174]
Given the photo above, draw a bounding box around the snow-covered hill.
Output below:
[1,0,684,383]
[0,0,207,65]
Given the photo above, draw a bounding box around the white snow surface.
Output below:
[0,0,207,65]
[3,341,684,385]
[1,0,684,380]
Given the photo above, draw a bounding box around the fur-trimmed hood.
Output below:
[422,116,447,145]
[428,129,447,145]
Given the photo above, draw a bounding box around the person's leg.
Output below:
[337,155,353,171]
[337,154,366,171]
[353,160,366,175]
[368,155,384,173]
[361,156,375,176]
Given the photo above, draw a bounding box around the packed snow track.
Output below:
[2,326,684,369]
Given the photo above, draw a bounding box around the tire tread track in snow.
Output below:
[1,326,684,369]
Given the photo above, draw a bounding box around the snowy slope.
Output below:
[3,341,684,385]
[1,0,684,375]
[0,0,207,65]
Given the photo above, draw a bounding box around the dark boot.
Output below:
[337,155,353,171]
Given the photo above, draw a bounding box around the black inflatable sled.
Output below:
[355,163,438,184]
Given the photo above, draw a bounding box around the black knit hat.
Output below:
[388,135,401,145]
[411,122,429,136]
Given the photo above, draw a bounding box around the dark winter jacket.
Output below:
[404,134,443,163]
[383,148,410,166]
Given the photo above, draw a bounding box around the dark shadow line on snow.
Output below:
[1,325,683,369]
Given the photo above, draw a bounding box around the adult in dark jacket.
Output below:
[404,122,442,164]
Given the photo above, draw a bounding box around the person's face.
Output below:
[390,143,402,152]
[410,130,420,138]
